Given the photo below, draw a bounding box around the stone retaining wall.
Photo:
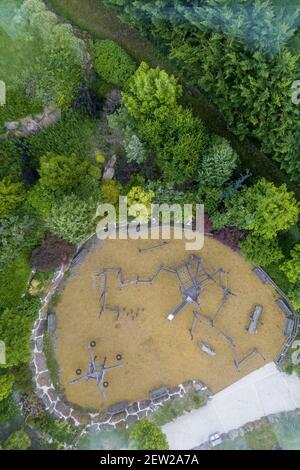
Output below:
[0,106,61,139]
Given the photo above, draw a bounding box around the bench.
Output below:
[253,267,269,284]
[47,313,56,333]
[284,319,294,337]
[276,298,293,318]
[247,305,262,334]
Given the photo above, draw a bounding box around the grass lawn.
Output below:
[43,332,62,392]
[78,429,129,450]
[0,252,31,310]
[273,415,300,450]
[46,0,300,199]
[0,1,44,129]
[151,391,208,427]
[245,424,279,450]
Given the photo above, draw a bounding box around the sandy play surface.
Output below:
[55,233,286,410]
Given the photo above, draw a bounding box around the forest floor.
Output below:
[55,233,286,409]
[45,0,300,199]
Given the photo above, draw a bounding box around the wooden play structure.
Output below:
[96,255,234,323]
[95,254,269,374]
[69,343,123,400]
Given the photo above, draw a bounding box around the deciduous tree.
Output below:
[122,62,182,121]
[129,419,169,450]
[30,235,76,272]
[280,244,300,284]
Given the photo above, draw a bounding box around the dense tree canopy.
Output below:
[240,234,284,267]
[46,194,97,244]
[100,180,121,205]
[127,185,155,221]
[154,106,208,183]
[213,179,299,240]
[122,62,182,121]
[197,136,238,188]
[3,430,31,450]
[0,215,40,269]
[106,0,300,182]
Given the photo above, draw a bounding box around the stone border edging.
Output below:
[0,106,61,140]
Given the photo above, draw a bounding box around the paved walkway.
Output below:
[163,362,300,450]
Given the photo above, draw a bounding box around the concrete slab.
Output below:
[163,362,300,450]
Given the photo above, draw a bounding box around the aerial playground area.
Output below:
[55,232,288,409]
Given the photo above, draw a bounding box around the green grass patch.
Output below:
[43,332,61,391]
[0,252,31,310]
[282,332,300,377]
[245,424,279,450]
[0,1,44,130]
[273,415,300,450]
[151,391,208,427]
[78,429,129,450]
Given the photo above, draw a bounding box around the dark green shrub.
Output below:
[0,140,22,181]
[0,298,40,368]
[129,419,169,450]
[26,111,97,167]
[94,40,137,86]
[240,235,284,267]
[3,430,31,450]
[197,136,238,187]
